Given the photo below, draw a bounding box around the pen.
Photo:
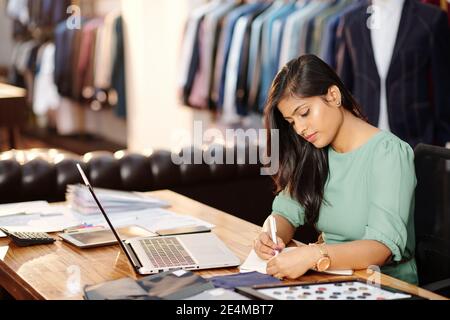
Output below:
[269,215,279,256]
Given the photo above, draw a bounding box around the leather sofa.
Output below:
[0,145,275,226]
[0,145,318,243]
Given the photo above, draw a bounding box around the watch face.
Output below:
[317,257,331,272]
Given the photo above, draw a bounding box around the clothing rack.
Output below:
[8,0,108,42]
[179,0,450,147]
[179,0,356,122]
[6,0,126,141]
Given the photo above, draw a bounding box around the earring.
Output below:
[337,101,341,107]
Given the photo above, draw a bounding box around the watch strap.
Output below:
[309,243,330,271]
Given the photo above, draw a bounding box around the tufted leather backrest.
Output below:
[0,145,275,226]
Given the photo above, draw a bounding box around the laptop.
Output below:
[76,164,241,275]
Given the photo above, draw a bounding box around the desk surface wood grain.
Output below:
[0,190,446,300]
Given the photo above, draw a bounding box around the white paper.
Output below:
[240,249,353,276]
[0,214,42,226]
[135,208,215,232]
[239,248,271,274]
[321,269,354,276]
[0,246,8,261]
[0,201,65,229]
[0,205,214,235]
[0,201,54,217]
[173,270,188,277]
[0,205,77,233]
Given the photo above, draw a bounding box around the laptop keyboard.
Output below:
[140,237,196,268]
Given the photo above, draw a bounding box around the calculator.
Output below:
[0,228,56,247]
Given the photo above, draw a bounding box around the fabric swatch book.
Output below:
[84,269,215,300]
[209,272,282,290]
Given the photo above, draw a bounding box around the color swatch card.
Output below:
[238,281,414,300]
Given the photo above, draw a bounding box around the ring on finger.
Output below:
[275,274,284,281]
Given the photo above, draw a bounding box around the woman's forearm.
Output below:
[271,214,296,245]
[267,216,391,271]
[310,240,392,271]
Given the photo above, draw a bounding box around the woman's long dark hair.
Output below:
[264,55,365,227]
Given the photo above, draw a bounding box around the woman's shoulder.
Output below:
[369,131,415,164]
[366,131,417,186]
[372,131,414,153]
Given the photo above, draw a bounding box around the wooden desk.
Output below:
[0,83,27,149]
[0,190,446,300]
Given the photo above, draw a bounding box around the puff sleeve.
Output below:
[272,191,306,228]
[362,139,417,262]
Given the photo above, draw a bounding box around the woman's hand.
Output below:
[254,232,286,260]
[266,246,319,280]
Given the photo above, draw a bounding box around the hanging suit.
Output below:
[337,0,450,147]
[422,0,450,25]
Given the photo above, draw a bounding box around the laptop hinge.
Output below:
[123,240,143,269]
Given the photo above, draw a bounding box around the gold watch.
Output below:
[309,244,331,272]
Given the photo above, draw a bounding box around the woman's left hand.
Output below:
[266,246,318,280]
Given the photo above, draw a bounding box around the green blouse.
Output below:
[273,131,418,284]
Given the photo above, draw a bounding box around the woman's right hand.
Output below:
[254,232,286,260]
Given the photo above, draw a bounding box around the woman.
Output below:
[254,55,418,284]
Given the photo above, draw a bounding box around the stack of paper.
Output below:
[66,185,170,215]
